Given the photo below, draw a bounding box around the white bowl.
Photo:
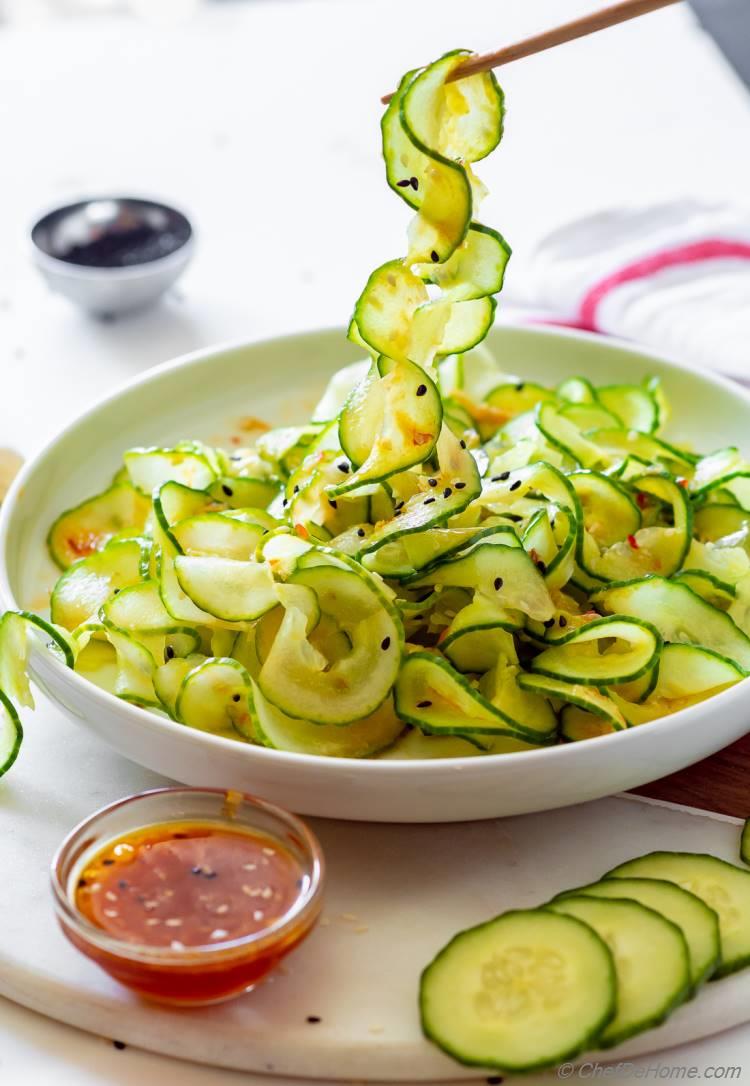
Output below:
[2,325,750,822]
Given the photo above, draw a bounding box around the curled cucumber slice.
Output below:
[0,690,22,778]
[258,562,403,725]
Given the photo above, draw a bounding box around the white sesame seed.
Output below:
[262,847,275,857]
[261,887,273,900]
[210,929,228,940]
[104,891,117,902]
[170,940,185,951]
[242,862,257,871]
[253,910,264,922]
[103,909,118,918]
[145,918,161,927]
[242,884,261,897]
[143,901,159,911]
[165,918,183,928]
[215,904,230,915]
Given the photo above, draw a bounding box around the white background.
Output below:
[1,0,750,1081]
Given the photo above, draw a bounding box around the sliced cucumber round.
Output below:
[555,876,720,990]
[548,894,690,1047]
[605,851,750,978]
[420,907,616,1072]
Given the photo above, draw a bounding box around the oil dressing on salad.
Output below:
[2,50,750,778]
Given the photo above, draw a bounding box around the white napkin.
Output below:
[518,200,750,379]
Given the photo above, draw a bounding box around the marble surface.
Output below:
[2,0,750,1080]
[1,689,750,1080]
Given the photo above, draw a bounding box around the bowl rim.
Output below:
[29,193,195,281]
[50,785,325,963]
[3,321,750,774]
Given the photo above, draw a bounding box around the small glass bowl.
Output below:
[51,787,324,1006]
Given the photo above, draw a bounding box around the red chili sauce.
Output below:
[71,821,310,1004]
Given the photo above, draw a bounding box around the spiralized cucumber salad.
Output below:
[1,50,749,773]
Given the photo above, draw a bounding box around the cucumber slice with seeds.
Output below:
[420,908,616,1073]
[530,617,661,686]
[548,895,690,1047]
[606,852,750,978]
[175,657,253,741]
[553,877,720,990]
[334,356,442,494]
[395,652,553,743]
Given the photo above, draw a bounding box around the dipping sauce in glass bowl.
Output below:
[51,788,324,1005]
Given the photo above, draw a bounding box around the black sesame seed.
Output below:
[337,462,350,473]
[293,485,300,494]
[416,384,427,397]
[230,454,241,461]
[515,382,525,392]
[282,498,288,507]
[77,878,87,889]
[430,250,439,263]
[537,559,547,573]
[486,1077,504,1085]
[118,879,128,890]
[222,484,234,497]
[395,500,405,511]
[113,588,120,595]
[505,514,523,523]
[494,577,503,591]
[424,497,436,505]
[455,481,466,489]
[459,439,467,449]
[443,487,452,498]
[329,499,338,509]
[113,1041,127,1051]
[393,510,402,517]
[191,866,203,876]
[165,645,175,661]
[232,694,241,703]
[410,177,419,190]
[203,871,218,879]
[307,1015,322,1023]
[559,616,568,627]
[102,859,115,866]
[381,637,391,651]
[416,700,432,709]
[428,477,438,487]
[509,480,522,492]
[396,179,411,188]
[357,528,366,538]
[543,618,555,629]
[173,833,188,839]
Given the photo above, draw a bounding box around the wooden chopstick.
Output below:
[381,0,683,103]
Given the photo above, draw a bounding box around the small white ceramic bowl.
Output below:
[2,325,749,822]
[30,196,194,317]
